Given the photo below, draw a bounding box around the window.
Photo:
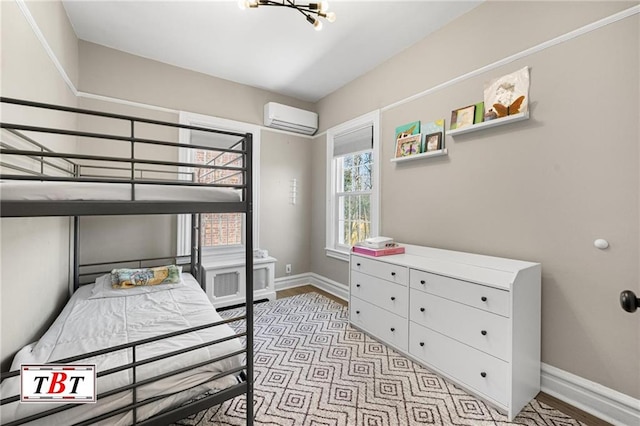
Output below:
[194,147,243,248]
[337,151,372,246]
[177,112,260,258]
[326,111,380,261]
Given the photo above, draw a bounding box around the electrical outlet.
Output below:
[285,264,292,274]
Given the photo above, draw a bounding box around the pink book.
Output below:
[352,245,405,257]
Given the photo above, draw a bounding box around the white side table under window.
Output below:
[202,256,276,308]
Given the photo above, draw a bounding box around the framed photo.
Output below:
[421,118,445,136]
[423,132,442,152]
[395,121,420,142]
[395,134,421,158]
[474,102,484,124]
[450,105,476,130]
[484,66,529,118]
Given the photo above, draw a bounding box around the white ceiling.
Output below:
[62,1,482,102]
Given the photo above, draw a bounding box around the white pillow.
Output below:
[88,270,183,299]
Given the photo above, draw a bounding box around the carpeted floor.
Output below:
[174,292,585,426]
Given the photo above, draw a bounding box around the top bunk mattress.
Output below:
[0,180,242,202]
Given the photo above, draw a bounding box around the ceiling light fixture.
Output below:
[238,0,336,31]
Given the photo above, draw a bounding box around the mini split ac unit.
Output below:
[264,102,318,136]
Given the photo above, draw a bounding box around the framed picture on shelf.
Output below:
[423,132,442,152]
[395,134,421,158]
[450,105,476,130]
[474,102,485,124]
[484,66,529,118]
[395,121,420,142]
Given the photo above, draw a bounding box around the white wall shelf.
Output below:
[390,148,448,163]
[448,111,529,136]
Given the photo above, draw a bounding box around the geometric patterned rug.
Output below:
[174,292,586,426]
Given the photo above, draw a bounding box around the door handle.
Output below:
[620,290,639,313]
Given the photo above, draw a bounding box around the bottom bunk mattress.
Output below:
[0,273,244,425]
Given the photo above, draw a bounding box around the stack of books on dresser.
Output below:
[352,237,405,257]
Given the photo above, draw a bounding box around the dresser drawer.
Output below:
[409,321,509,405]
[410,270,510,317]
[351,270,408,318]
[351,255,408,286]
[410,289,509,361]
[350,296,408,351]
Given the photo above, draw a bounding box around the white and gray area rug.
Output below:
[175,292,585,426]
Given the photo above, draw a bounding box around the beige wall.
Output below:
[24,0,79,88]
[316,1,636,132]
[74,97,314,278]
[0,0,78,371]
[75,97,180,265]
[260,131,312,277]
[309,133,350,285]
[75,45,314,276]
[312,1,639,398]
[78,41,315,126]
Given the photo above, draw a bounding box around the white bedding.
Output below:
[0,181,242,202]
[0,274,244,425]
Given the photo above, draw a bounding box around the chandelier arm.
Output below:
[258,0,319,16]
[285,0,316,19]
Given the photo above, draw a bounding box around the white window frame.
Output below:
[325,110,380,262]
[177,111,260,260]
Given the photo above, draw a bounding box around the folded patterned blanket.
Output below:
[111,265,182,288]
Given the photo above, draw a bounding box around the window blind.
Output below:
[333,125,373,157]
[191,129,241,149]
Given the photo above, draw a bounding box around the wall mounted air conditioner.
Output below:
[264,102,318,135]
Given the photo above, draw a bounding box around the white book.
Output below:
[359,236,394,249]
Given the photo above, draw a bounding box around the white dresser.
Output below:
[349,244,541,420]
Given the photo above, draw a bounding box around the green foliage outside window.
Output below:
[338,152,372,247]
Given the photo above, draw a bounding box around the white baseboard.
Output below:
[541,363,640,426]
[274,273,348,301]
[306,272,348,301]
[274,273,314,291]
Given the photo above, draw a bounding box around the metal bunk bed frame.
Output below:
[0,97,255,425]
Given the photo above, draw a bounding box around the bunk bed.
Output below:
[0,97,255,425]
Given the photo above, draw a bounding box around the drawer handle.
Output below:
[356,310,360,314]
[391,272,396,276]
[390,327,395,332]
[481,330,487,336]
[481,296,488,302]
[420,280,426,285]
[390,296,396,301]
[480,372,487,378]
[420,307,425,312]
[419,342,425,347]
[356,284,361,288]
[356,263,361,267]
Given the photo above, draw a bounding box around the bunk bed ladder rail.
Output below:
[191,213,201,284]
[244,132,254,425]
[130,119,136,201]
[73,217,80,290]
[73,159,81,290]
[132,346,138,425]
